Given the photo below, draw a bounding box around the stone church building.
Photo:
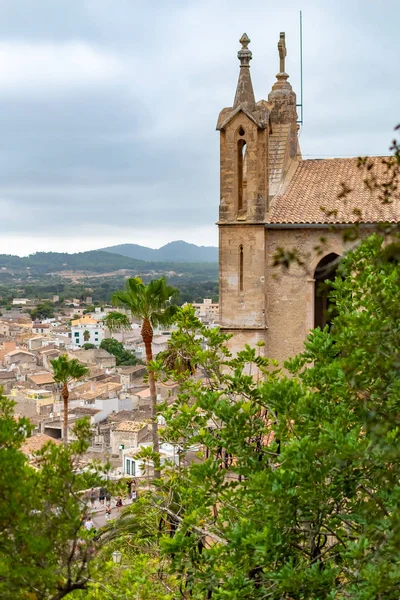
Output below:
[217,33,397,364]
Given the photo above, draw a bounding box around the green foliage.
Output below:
[0,249,218,278]
[81,343,96,350]
[83,305,95,314]
[51,354,89,386]
[100,338,138,366]
[30,300,55,320]
[93,236,400,599]
[0,393,103,599]
[110,277,179,329]
[104,311,131,333]
[0,273,218,311]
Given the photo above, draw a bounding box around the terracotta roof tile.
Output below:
[0,370,16,380]
[106,408,150,423]
[68,406,101,416]
[115,420,149,432]
[268,157,400,224]
[28,372,55,385]
[21,433,61,455]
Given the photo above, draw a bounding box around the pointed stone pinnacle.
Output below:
[234,33,255,110]
[239,33,250,49]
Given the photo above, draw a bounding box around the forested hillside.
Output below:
[0,250,218,278]
[0,250,218,306]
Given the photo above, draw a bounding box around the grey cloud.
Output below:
[0,0,398,254]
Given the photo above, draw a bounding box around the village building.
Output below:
[69,347,116,371]
[0,340,17,362]
[136,334,170,358]
[190,299,219,325]
[0,319,31,340]
[36,347,61,370]
[32,322,51,335]
[117,364,147,390]
[217,32,400,364]
[68,406,102,425]
[110,420,151,457]
[12,298,32,306]
[156,381,179,405]
[11,387,55,419]
[121,442,179,478]
[26,372,56,390]
[71,315,105,348]
[26,336,48,352]
[0,370,17,392]
[3,349,36,371]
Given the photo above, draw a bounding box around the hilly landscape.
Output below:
[100,241,218,263]
[0,250,218,278]
[0,247,219,306]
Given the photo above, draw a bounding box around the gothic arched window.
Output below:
[314,253,340,329]
[237,139,247,212]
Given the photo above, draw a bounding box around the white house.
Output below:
[122,442,180,478]
[71,315,104,348]
[12,298,31,306]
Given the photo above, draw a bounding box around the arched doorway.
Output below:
[314,253,340,329]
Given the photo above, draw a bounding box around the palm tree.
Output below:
[105,277,178,467]
[83,329,90,343]
[50,355,89,445]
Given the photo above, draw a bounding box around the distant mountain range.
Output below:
[100,241,218,263]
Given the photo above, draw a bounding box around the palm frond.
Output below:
[111,277,179,326]
[50,354,89,384]
[104,311,132,333]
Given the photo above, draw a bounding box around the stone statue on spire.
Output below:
[278,32,287,74]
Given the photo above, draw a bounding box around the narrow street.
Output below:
[91,498,134,529]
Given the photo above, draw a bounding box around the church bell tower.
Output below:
[217,34,270,352]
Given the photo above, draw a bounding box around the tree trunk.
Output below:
[62,383,69,445]
[141,318,160,477]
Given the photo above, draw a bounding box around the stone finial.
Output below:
[239,33,250,50]
[238,33,252,66]
[233,33,256,111]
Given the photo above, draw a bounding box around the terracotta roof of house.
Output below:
[114,420,148,432]
[6,349,35,358]
[39,348,60,356]
[68,406,101,416]
[105,408,150,424]
[135,388,151,399]
[79,381,121,401]
[117,365,146,375]
[268,157,400,225]
[0,370,16,380]
[21,433,61,455]
[71,316,99,326]
[28,372,55,385]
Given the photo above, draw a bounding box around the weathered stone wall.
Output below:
[219,225,266,332]
[265,227,351,364]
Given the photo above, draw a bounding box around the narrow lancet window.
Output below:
[237,139,246,211]
[239,244,244,292]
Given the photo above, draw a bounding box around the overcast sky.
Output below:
[0,0,398,256]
